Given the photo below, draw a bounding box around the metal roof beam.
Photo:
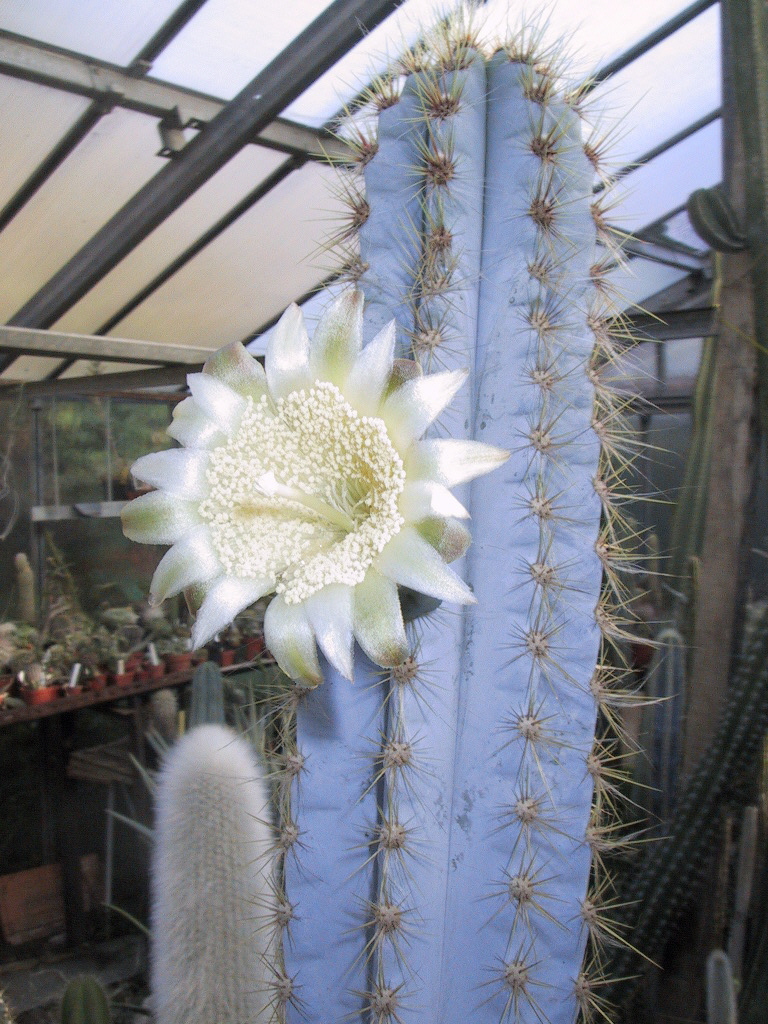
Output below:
[589,0,719,87]
[128,0,210,75]
[4,365,191,397]
[626,307,716,341]
[0,30,349,161]
[0,325,212,365]
[8,0,403,331]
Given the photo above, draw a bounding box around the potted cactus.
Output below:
[157,630,195,675]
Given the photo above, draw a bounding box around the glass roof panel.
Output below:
[150,0,334,100]
[0,108,167,323]
[0,355,63,382]
[0,78,91,209]
[587,3,720,166]
[112,162,343,349]
[150,0,472,111]
[606,260,689,312]
[53,145,287,335]
[0,0,186,66]
[616,118,721,233]
[662,208,709,254]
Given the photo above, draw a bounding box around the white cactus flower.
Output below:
[122,290,508,685]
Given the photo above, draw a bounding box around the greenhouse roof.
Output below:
[0,0,720,390]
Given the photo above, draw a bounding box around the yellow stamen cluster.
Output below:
[199,382,406,604]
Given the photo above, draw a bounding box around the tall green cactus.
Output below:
[605,603,768,1009]
[189,660,226,727]
[271,13,631,1024]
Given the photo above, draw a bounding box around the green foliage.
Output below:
[606,603,768,1008]
[44,398,173,505]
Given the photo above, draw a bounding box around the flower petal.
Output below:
[150,526,222,604]
[191,576,273,649]
[203,342,269,403]
[343,320,396,415]
[266,303,312,400]
[130,449,210,500]
[167,397,225,449]
[304,583,355,681]
[121,491,203,544]
[310,289,363,387]
[381,369,468,449]
[353,570,408,668]
[187,373,247,435]
[264,595,323,687]
[416,516,472,563]
[407,438,510,487]
[399,480,469,521]
[376,525,476,604]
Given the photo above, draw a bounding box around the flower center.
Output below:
[199,382,406,603]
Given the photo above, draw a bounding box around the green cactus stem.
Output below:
[606,603,768,1008]
[189,660,225,727]
[61,976,111,1024]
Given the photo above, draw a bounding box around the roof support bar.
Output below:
[589,0,719,87]
[128,0,210,74]
[0,325,213,364]
[0,32,349,159]
[8,0,403,330]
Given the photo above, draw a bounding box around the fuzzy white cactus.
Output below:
[151,724,277,1024]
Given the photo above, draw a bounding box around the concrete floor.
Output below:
[0,934,145,1018]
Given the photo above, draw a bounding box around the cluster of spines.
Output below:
[309,7,651,1022]
[260,681,309,1022]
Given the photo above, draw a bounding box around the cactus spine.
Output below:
[272,10,636,1023]
[636,626,686,826]
[151,724,276,1024]
[60,976,111,1024]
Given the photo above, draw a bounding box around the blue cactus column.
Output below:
[280,17,626,1024]
[373,50,489,1019]
[281,73,429,1024]
[437,53,604,1021]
